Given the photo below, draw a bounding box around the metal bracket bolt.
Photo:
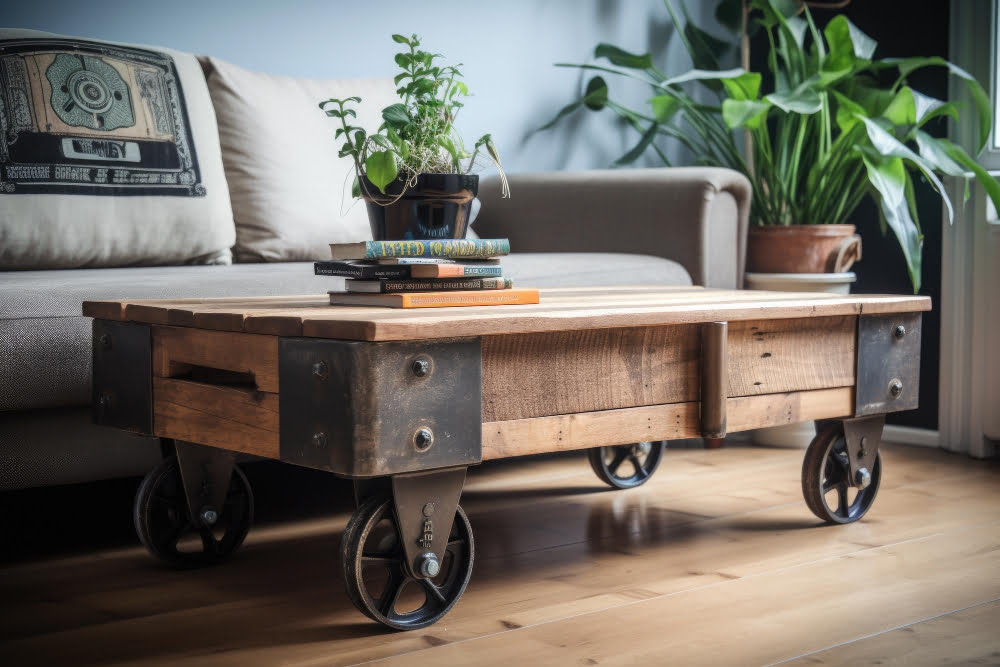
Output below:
[894,325,906,340]
[200,507,219,526]
[411,358,430,377]
[888,378,903,398]
[312,432,328,448]
[414,428,434,451]
[312,360,329,380]
[415,552,440,578]
[99,333,112,350]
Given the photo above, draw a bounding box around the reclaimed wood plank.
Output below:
[153,377,279,458]
[151,326,279,393]
[726,316,856,397]
[481,386,853,459]
[481,326,701,421]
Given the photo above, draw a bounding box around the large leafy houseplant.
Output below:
[542,0,1000,292]
[320,34,508,240]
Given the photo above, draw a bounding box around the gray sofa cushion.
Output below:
[0,253,690,412]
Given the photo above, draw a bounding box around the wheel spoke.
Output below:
[629,454,646,478]
[420,578,448,607]
[607,448,628,475]
[156,518,190,551]
[377,566,407,617]
[361,554,396,565]
[836,484,849,516]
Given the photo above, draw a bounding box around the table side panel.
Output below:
[482,387,854,459]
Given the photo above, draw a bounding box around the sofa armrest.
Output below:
[474,167,751,288]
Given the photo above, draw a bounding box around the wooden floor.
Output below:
[2,441,999,666]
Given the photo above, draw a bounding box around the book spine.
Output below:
[412,264,504,278]
[362,239,510,259]
[399,289,540,308]
[314,262,411,279]
[359,277,512,293]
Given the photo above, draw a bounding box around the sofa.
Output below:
[0,30,750,490]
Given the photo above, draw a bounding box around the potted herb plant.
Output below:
[321,34,509,241]
[541,0,1000,293]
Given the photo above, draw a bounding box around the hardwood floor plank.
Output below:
[780,598,1000,665]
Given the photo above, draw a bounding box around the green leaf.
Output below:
[882,86,916,126]
[721,72,762,101]
[860,117,953,223]
[913,130,967,178]
[824,16,877,71]
[594,43,653,70]
[537,100,581,131]
[381,103,410,128]
[684,21,731,72]
[649,95,682,123]
[351,175,361,199]
[391,34,410,45]
[394,53,412,69]
[881,56,991,150]
[766,80,822,114]
[832,90,868,132]
[660,68,746,87]
[614,122,659,166]
[583,76,608,111]
[394,72,410,85]
[722,99,771,129]
[368,134,393,150]
[364,150,398,195]
[437,135,460,168]
[937,137,1000,218]
[861,154,923,292]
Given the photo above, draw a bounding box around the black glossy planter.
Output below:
[362,173,478,241]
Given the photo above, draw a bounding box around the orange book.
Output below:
[328,289,540,308]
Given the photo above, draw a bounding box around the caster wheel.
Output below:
[588,441,665,489]
[133,456,253,567]
[342,496,474,630]
[802,424,882,524]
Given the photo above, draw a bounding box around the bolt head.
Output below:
[422,502,435,517]
[414,428,434,450]
[312,432,328,448]
[99,333,112,350]
[416,553,440,578]
[312,361,328,380]
[412,359,430,377]
[894,325,906,339]
[889,379,903,398]
[200,508,219,525]
[855,467,872,490]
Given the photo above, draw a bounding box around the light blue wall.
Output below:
[4,0,721,173]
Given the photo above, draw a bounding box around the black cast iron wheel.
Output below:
[133,456,254,567]
[801,424,882,524]
[341,496,474,630]
[588,441,666,490]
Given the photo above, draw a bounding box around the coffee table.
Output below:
[84,286,930,630]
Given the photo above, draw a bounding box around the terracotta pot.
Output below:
[362,173,478,241]
[746,224,862,274]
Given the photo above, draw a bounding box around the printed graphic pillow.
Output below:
[203,57,399,262]
[0,29,235,268]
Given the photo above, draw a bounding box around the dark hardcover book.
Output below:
[345,277,513,293]
[313,261,412,279]
[329,238,510,260]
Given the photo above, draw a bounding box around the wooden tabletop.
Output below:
[83,286,931,341]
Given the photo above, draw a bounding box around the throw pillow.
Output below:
[202,57,399,262]
[0,29,235,268]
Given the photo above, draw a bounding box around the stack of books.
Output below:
[317,239,540,308]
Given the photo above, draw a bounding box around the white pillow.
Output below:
[203,57,399,262]
[0,29,235,268]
